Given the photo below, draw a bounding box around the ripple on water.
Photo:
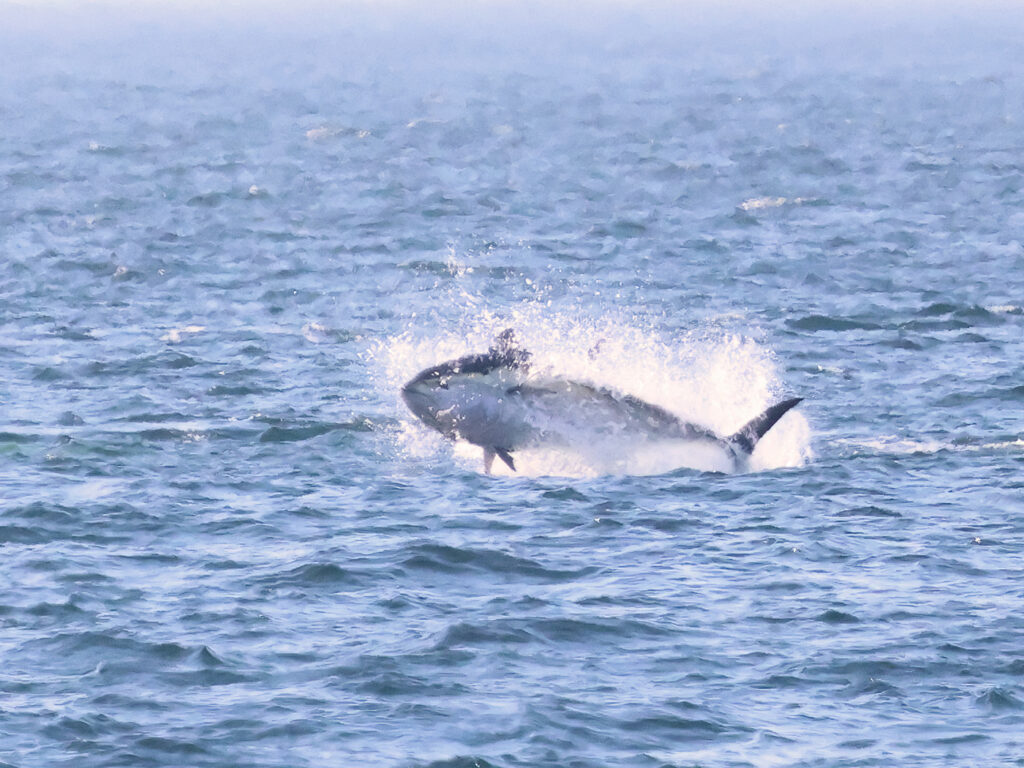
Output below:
[400,543,599,582]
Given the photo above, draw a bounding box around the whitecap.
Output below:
[161,325,205,343]
[305,126,338,140]
[738,196,812,212]
[302,322,331,343]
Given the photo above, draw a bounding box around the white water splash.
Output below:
[372,307,812,478]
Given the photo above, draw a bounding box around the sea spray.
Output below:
[372,306,812,477]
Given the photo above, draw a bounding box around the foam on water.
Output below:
[839,435,1024,458]
[372,294,812,477]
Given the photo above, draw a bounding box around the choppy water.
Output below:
[3,4,1024,766]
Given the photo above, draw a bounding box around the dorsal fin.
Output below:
[490,328,530,370]
[728,398,803,455]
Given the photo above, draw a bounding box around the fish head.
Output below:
[401,350,529,443]
[401,362,463,438]
[401,331,533,445]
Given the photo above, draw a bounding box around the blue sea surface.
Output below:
[2,4,1024,766]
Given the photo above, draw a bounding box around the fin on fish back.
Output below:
[727,398,803,456]
[490,328,530,370]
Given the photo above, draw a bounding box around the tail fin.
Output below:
[728,398,803,456]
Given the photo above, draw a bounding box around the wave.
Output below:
[835,436,1024,458]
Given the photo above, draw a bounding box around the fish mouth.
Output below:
[401,381,451,436]
[401,381,431,415]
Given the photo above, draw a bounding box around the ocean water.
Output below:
[3,4,1024,766]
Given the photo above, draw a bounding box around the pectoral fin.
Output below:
[495,447,516,472]
[482,447,516,474]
